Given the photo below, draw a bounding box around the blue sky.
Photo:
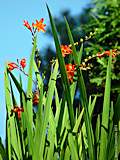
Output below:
[0,0,90,142]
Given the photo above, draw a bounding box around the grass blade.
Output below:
[64,17,95,160]
[47,5,74,129]
[4,68,22,159]
[68,133,79,160]
[99,54,112,160]
[33,59,59,159]
[26,37,37,130]
[114,94,120,124]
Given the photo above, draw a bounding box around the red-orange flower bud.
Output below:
[23,20,32,32]
[11,106,24,120]
[104,50,110,56]
[97,52,105,58]
[8,62,18,71]
[20,58,26,69]
[33,90,39,106]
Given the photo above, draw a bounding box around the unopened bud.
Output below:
[95,28,98,32]
[90,32,93,36]
[80,38,83,42]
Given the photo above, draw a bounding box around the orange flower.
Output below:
[61,45,72,57]
[32,18,46,32]
[23,20,32,32]
[104,50,111,56]
[8,62,18,71]
[20,58,26,69]
[111,49,117,57]
[11,106,24,120]
[97,49,117,58]
[104,50,117,57]
[66,64,75,83]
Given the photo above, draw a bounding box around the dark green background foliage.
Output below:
[37,0,120,102]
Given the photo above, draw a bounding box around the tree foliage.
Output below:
[38,0,120,101]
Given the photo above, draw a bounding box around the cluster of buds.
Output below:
[84,29,98,41]
[23,18,46,35]
[10,106,24,120]
[8,58,26,71]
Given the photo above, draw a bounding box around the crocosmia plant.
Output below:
[1,4,120,160]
